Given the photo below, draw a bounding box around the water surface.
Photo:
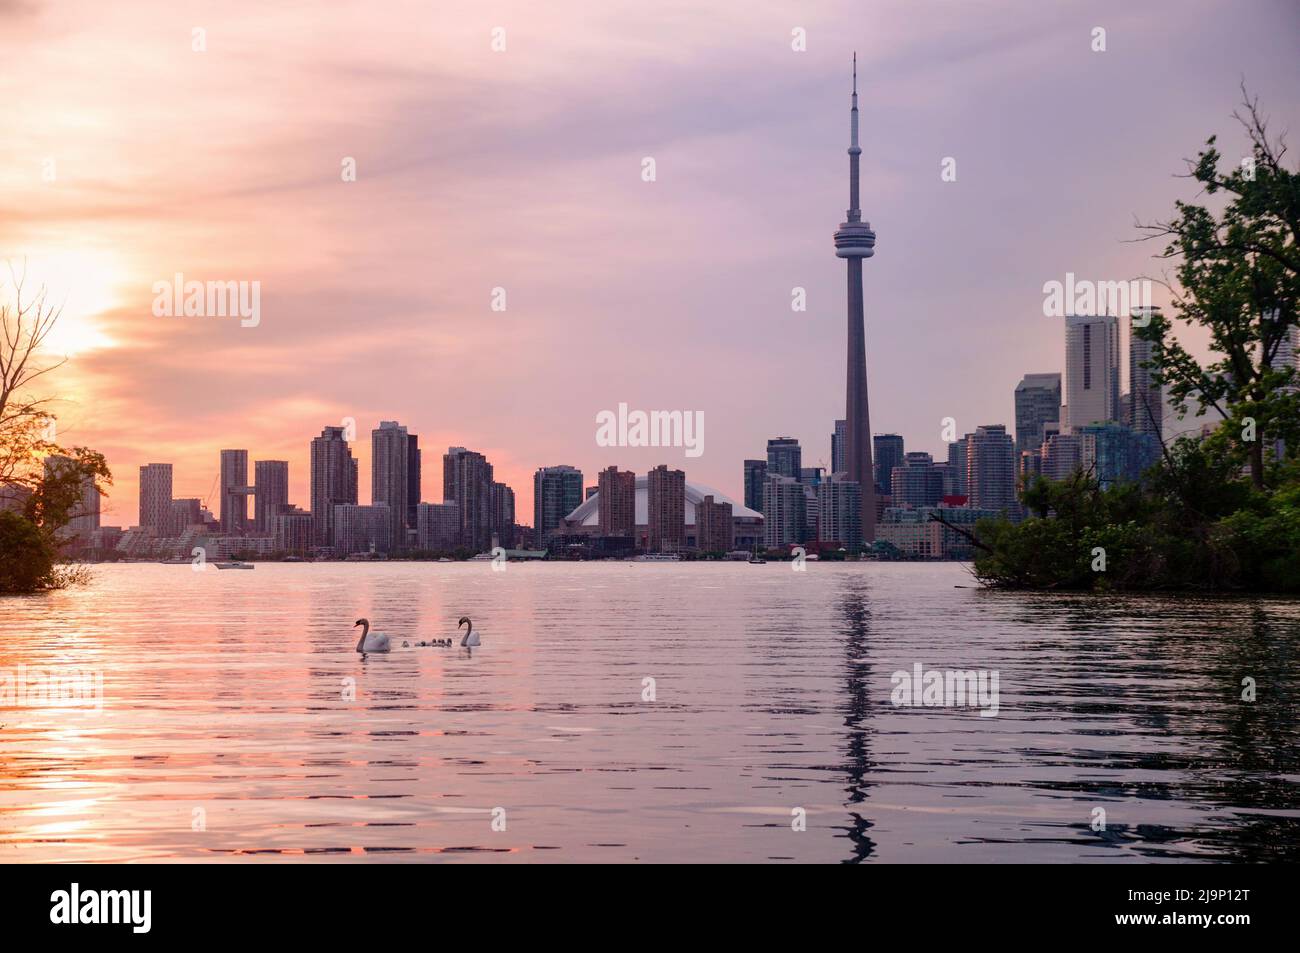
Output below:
[2,562,1297,862]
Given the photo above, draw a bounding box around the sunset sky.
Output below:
[4,0,1298,524]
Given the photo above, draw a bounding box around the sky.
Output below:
[3,0,1299,526]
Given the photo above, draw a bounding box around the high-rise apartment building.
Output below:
[253,460,289,532]
[310,426,358,549]
[817,478,862,551]
[332,503,392,556]
[763,475,807,548]
[415,502,460,551]
[831,419,847,475]
[1014,372,1062,453]
[1065,313,1121,430]
[872,434,905,496]
[743,459,768,514]
[597,466,636,537]
[372,421,413,551]
[219,449,251,534]
[490,481,515,549]
[766,437,802,480]
[695,494,734,553]
[965,424,1017,514]
[646,464,685,553]
[1129,308,1163,438]
[891,451,943,508]
[533,465,583,545]
[444,447,494,553]
[138,463,173,532]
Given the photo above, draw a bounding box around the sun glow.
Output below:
[6,249,122,356]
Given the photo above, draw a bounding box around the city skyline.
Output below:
[5,1,1298,524]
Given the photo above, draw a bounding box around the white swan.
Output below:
[458,616,480,647]
[354,618,391,654]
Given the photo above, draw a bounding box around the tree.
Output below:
[0,265,111,592]
[1137,86,1300,490]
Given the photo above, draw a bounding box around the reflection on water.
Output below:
[1,563,1297,863]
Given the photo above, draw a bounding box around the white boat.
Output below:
[214,561,255,570]
[634,553,681,562]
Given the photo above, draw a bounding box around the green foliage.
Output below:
[974,434,1299,592]
[0,509,55,593]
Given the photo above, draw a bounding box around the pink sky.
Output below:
[4,0,1298,525]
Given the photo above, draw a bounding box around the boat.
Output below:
[214,561,255,570]
[634,553,680,562]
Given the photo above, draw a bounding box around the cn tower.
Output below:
[833,53,877,544]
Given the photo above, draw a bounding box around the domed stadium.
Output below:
[559,475,764,553]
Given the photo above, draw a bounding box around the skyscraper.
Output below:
[372,421,412,551]
[310,426,358,549]
[763,475,806,548]
[743,459,768,514]
[598,466,636,537]
[253,460,289,532]
[407,432,421,529]
[1129,308,1163,438]
[891,451,943,508]
[533,465,584,545]
[490,481,515,548]
[947,437,968,497]
[1014,373,1062,453]
[415,502,460,551]
[646,464,685,553]
[138,463,172,531]
[834,55,878,543]
[966,424,1017,514]
[44,455,99,543]
[766,437,802,479]
[444,447,494,553]
[695,495,734,553]
[1065,313,1121,430]
[831,419,847,475]
[219,449,250,534]
[872,434,905,497]
[817,477,862,551]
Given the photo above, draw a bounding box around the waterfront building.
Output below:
[873,434,905,498]
[743,459,768,514]
[253,460,289,533]
[965,424,1017,514]
[372,421,413,551]
[1014,372,1062,454]
[333,503,392,556]
[695,494,734,553]
[817,478,862,552]
[890,451,944,508]
[763,475,806,548]
[219,449,251,534]
[597,466,636,537]
[415,501,460,551]
[533,465,584,545]
[138,463,173,532]
[766,437,802,480]
[646,464,686,553]
[1065,313,1121,430]
[444,447,494,552]
[310,426,358,548]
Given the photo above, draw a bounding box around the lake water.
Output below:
[2,562,1297,863]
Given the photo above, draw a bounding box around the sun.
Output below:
[5,248,121,356]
